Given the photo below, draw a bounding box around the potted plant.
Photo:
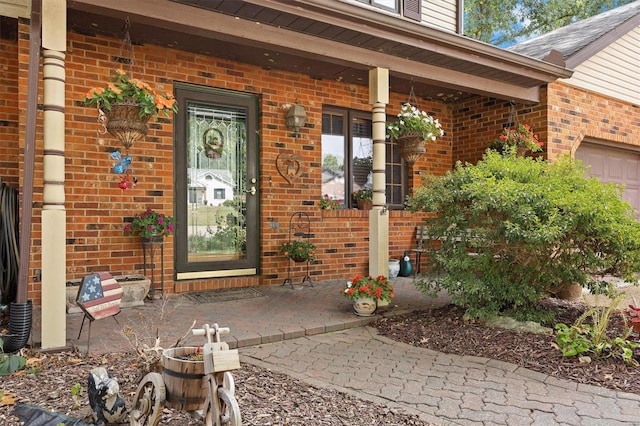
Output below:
[279,240,317,262]
[342,274,394,316]
[488,123,543,156]
[319,194,340,210]
[352,188,373,210]
[84,69,178,149]
[386,103,444,165]
[124,208,175,241]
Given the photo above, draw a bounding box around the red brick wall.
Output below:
[545,82,640,160]
[13,26,443,303]
[1,34,19,188]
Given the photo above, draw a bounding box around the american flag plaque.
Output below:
[76,272,123,321]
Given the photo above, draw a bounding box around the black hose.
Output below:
[0,183,19,306]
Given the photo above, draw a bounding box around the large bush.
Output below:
[407,149,640,319]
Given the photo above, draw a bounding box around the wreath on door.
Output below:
[203,128,224,159]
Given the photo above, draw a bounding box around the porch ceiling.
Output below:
[67,0,572,104]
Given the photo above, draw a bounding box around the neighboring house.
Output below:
[2,0,576,347]
[188,169,235,206]
[507,1,640,218]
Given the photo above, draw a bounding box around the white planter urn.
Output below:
[388,259,400,279]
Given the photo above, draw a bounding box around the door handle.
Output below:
[245,186,256,195]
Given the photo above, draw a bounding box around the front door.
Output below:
[174,85,259,279]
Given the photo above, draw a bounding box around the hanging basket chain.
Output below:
[118,17,135,74]
[508,101,519,129]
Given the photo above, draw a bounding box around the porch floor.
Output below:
[38,277,449,353]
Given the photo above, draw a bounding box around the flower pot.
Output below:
[357,199,372,210]
[396,131,426,166]
[162,347,206,411]
[388,259,400,279]
[353,297,377,316]
[105,99,151,149]
[290,255,308,263]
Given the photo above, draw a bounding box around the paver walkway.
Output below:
[241,327,640,425]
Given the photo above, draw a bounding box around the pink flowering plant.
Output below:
[319,194,341,210]
[124,208,175,238]
[489,124,543,154]
[342,274,394,303]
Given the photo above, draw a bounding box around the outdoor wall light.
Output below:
[285,100,307,138]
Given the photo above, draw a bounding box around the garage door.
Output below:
[575,143,640,220]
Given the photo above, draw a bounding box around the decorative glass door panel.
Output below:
[175,87,258,278]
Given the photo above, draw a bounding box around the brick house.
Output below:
[3,0,633,348]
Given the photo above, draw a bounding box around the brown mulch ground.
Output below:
[1,298,639,425]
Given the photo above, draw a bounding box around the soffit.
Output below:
[67,0,571,104]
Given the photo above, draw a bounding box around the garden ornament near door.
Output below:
[110,150,137,191]
[276,153,303,184]
[399,250,413,277]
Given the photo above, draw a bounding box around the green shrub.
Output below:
[407,149,640,319]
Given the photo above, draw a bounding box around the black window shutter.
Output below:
[403,0,422,21]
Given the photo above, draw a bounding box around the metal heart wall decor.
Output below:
[276,153,303,185]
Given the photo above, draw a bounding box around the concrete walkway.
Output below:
[45,277,640,425]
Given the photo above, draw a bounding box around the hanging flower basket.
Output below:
[352,156,372,187]
[396,131,427,166]
[386,103,444,167]
[105,98,152,149]
[84,69,177,150]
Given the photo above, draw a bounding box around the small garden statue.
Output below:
[88,367,127,426]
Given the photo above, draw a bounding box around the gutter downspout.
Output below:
[6,0,41,354]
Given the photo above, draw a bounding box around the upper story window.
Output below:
[356,0,421,21]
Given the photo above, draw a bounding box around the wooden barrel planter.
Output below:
[162,347,206,411]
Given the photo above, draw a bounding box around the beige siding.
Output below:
[422,0,458,33]
[0,0,29,18]
[562,28,640,105]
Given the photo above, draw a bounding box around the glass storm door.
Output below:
[174,86,258,279]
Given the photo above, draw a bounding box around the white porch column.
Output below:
[40,0,67,350]
[368,68,389,278]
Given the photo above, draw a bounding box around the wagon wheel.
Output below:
[203,387,242,426]
[130,372,166,426]
[203,372,241,426]
[222,371,235,396]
